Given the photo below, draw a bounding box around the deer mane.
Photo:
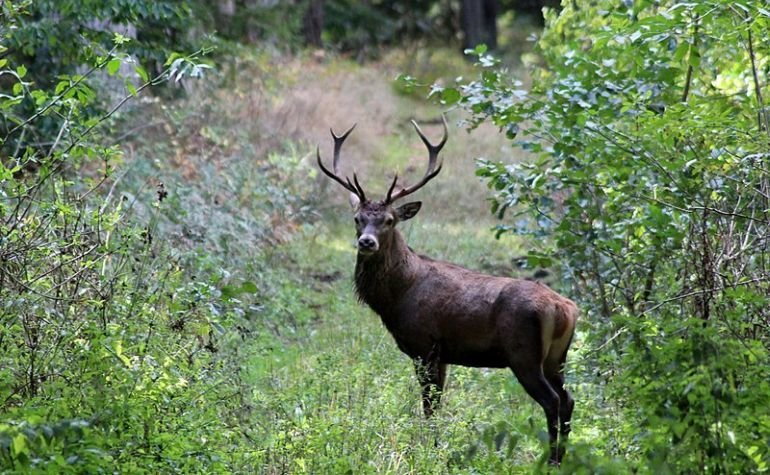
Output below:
[354,231,415,316]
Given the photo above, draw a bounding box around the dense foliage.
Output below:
[435,0,770,471]
[5,0,770,472]
[0,1,311,471]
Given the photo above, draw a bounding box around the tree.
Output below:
[460,0,499,51]
[435,0,770,470]
[0,0,198,158]
[303,0,325,47]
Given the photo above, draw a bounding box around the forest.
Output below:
[1,0,769,473]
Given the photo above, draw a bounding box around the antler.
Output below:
[385,117,448,204]
[316,124,367,201]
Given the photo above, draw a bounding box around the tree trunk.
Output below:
[218,0,236,16]
[460,0,498,52]
[303,0,325,47]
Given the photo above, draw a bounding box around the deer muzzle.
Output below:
[357,234,379,254]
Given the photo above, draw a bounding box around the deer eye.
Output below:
[384,216,394,226]
[354,216,361,225]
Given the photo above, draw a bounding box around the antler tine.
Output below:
[411,116,448,169]
[386,116,449,203]
[331,123,357,175]
[317,146,357,194]
[317,123,367,199]
[345,174,367,202]
[385,174,399,203]
[352,173,367,202]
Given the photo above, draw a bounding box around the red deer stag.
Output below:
[316,119,578,465]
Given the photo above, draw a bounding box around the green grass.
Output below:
[237,215,559,474]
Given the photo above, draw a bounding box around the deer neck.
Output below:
[354,230,417,317]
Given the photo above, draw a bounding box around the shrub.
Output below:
[0,3,270,472]
[433,2,770,472]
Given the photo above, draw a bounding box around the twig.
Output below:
[640,275,770,316]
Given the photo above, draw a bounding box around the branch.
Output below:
[639,275,770,317]
[747,27,770,134]
[3,46,119,141]
[681,14,699,103]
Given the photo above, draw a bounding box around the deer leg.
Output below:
[545,337,575,461]
[545,368,573,461]
[510,363,561,465]
[413,357,446,418]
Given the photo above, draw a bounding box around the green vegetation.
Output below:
[434,0,770,472]
[2,0,769,473]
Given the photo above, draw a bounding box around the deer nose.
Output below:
[358,235,378,251]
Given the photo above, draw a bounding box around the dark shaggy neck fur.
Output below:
[354,230,417,320]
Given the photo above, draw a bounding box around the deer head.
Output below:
[317,119,448,256]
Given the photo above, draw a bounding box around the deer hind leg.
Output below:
[510,360,561,465]
[545,333,575,461]
[413,357,446,418]
[544,365,573,462]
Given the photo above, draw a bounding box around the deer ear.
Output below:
[349,193,360,209]
[396,201,422,221]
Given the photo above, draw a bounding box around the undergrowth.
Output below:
[0,43,317,472]
[241,220,563,474]
[2,31,558,472]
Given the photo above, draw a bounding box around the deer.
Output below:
[316,119,578,465]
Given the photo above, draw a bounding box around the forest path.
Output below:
[273,52,520,225]
[236,52,553,472]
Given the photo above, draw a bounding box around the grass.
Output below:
[241,218,553,474]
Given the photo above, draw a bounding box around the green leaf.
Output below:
[440,88,461,105]
[221,280,259,299]
[12,433,27,456]
[164,52,183,66]
[240,281,258,294]
[135,65,149,82]
[31,90,48,106]
[16,64,26,78]
[112,32,130,45]
[106,58,121,76]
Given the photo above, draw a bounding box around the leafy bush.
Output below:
[0,0,206,158]
[434,1,770,472]
[0,3,314,472]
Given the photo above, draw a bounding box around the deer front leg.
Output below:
[413,357,446,417]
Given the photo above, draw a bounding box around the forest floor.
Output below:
[124,47,579,472]
[225,50,579,473]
